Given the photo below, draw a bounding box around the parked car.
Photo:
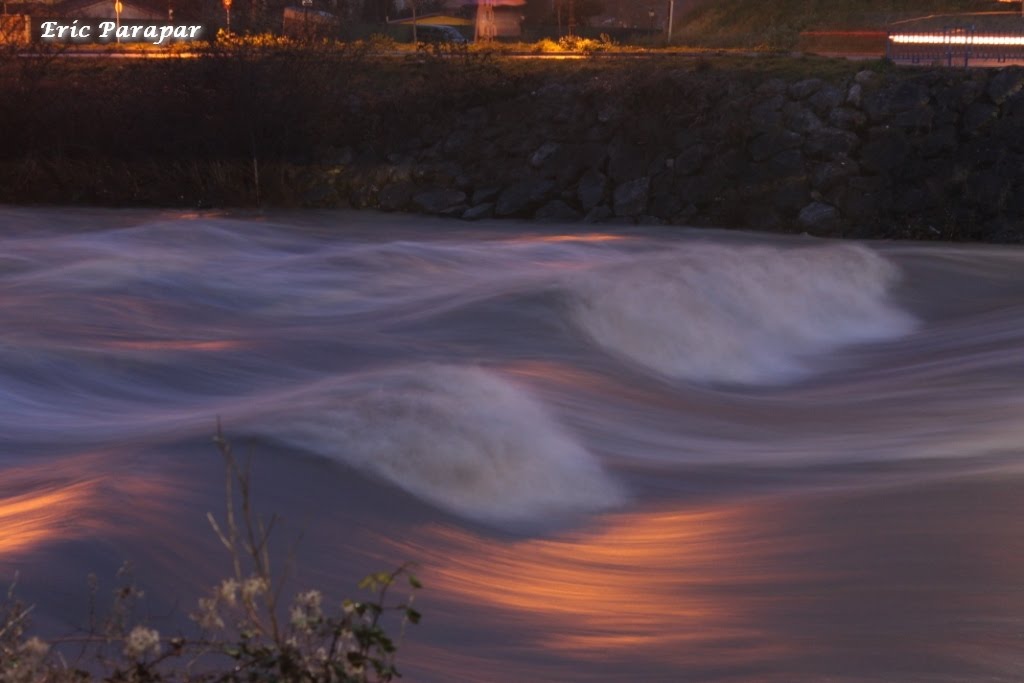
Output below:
[413,24,468,44]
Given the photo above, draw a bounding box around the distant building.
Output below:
[0,14,32,43]
[283,5,339,37]
[476,4,522,39]
[387,11,471,27]
[389,3,522,40]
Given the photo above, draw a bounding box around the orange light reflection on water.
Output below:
[502,359,614,391]
[0,481,99,556]
[104,339,244,352]
[392,501,820,667]
[0,454,177,559]
[392,477,1024,682]
[504,233,629,246]
[532,233,628,243]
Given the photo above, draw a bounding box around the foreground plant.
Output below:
[0,425,420,682]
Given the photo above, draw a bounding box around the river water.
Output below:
[1,207,1023,682]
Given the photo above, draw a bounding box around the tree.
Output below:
[524,0,605,30]
[361,0,395,22]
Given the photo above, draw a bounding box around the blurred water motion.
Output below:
[402,503,798,660]
[0,454,177,557]
[397,480,1024,681]
[103,339,244,352]
[510,233,630,243]
[1,209,1023,682]
[0,480,99,555]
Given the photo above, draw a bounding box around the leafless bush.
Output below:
[0,424,421,682]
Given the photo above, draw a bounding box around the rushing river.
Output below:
[1,207,1023,682]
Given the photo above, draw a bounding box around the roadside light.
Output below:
[476,0,496,42]
[223,0,231,32]
[114,0,122,43]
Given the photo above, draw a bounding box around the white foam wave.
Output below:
[567,243,916,385]
[263,365,625,523]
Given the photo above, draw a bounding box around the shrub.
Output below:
[0,426,421,682]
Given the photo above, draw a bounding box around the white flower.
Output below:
[289,605,310,632]
[218,578,240,607]
[290,589,323,632]
[241,576,268,602]
[123,626,161,660]
[20,636,50,662]
[194,596,225,630]
[339,628,358,654]
[297,590,322,618]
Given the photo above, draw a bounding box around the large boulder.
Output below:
[789,78,825,101]
[534,200,583,222]
[988,67,1024,105]
[613,177,651,217]
[461,203,494,220]
[783,102,825,134]
[529,142,560,169]
[412,189,467,214]
[920,125,959,157]
[963,102,999,134]
[808,84,844,117]
[495,178,556,217]
[860,128,911,174]
[749,95,785,133]
[803,127,860,159]
[607,137,654,183]
[378,182,417,211]
[749,130,803,162]
[811,157,858,193]
[577,169,609,212]
[862,80,930,123]
[829,107,867,130]
[798,201,840,233]
[675,144,710,175]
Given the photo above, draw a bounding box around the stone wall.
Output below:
[310,65,1024,242]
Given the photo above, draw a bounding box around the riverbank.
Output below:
[1,52,1023,242]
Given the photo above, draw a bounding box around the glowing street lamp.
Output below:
[223,0,231,32]
[114,0,122,42]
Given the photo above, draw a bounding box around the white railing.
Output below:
[887,26,1024,66]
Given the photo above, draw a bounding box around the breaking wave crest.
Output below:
[567,243,916,385]
[264,365,625,523]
